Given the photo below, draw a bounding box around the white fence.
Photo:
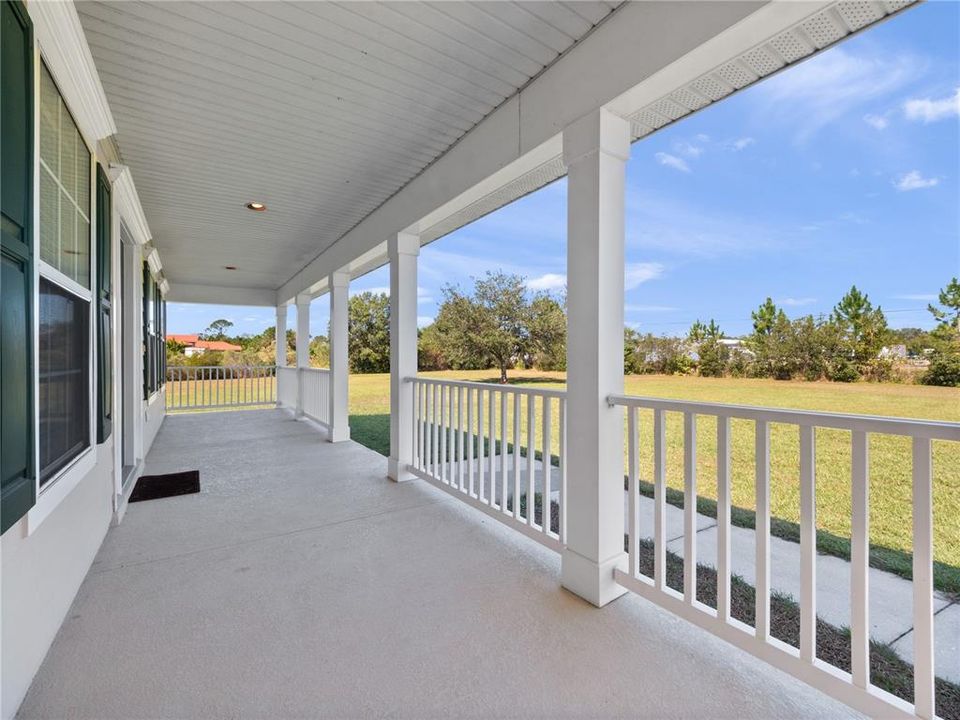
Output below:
[166,366,276,412]
[408,377,567,552]
[276,366,298,409]
[301,367,331,426]
[608,393,960,720]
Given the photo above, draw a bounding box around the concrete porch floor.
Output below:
[19,410,863,719]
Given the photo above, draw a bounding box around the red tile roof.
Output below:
[166,334,242,352]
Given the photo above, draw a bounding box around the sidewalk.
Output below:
[625,491,959,684]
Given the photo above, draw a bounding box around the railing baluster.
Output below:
[501,388,508,516]
[850,429,869,688]
[559,398,567,544]
[653,408,667,590]
[513,392,521,520]
[717,416,731,622]
[912,437,935,719]
[542,396,552,535]
[477,387,486,503]
[457,386,466,492]
[488,388,496,506]
[683,412,697,604]
[627,406,639,578]
[440,384,447,484]
[449,384,456,487]
[527,394,536,526]
[755,419,771,641]
[467,387,475,497]
[799,424,817,663]
[432,383,439,477]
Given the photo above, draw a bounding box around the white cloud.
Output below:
[694,133,710,143]
[674,141,704,158]
[863,113,889,130]
[624,262,665,290]
[654,152,691,173]
[417,316,434,328]
[755,47,921,142]
[893,293,937,301]
[894,170,939,192]
[527,273,566,291]
[903,87,960,123]
[778,297,817,307]
[732,137,755,151]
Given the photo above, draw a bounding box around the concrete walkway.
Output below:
[19,410,862,719]
[624,492,960,684]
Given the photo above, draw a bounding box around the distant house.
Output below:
[167,334,241,357]
[879,344,908,360]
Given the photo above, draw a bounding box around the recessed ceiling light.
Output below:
[224,265,237,271]
[246,202,266,211]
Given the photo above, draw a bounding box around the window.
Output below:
[37,61,92,486]
[142,264,165,397]
[39,277,90,483]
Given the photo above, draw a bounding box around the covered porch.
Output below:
[19,409,858,719]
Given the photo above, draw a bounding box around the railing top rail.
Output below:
[405,375,568,399]
[300,367,331,374]
[608,393,960,441]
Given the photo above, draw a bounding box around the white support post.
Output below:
[560,108,630,607]
[328,271,350,442]
[388,231,420,481]
[295,294,310,417]
[275,305,287,368]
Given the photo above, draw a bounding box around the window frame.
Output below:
[28,49,98,523]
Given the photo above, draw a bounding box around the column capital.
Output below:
[329,270,351,289]
[295,292,312,307]
[389,231,420,258]
[562,108,631,168]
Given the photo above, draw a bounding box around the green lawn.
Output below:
[351,370,960,592]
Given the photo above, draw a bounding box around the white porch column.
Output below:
[561,109,631,607]
[387,231,419,481]
[295,294,311,417]
[328,271,350,442]
[275,304,287,367]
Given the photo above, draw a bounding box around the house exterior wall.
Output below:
[0,3,165,717]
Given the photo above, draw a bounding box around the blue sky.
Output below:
[170,2,959,340]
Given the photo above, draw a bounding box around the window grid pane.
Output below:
[38,61,90,289]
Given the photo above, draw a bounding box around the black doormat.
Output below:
[129,470,200,503]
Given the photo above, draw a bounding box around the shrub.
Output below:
[921,352,960,387]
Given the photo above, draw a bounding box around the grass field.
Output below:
[349,370,960,592]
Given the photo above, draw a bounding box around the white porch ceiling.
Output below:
[76,1,620,291]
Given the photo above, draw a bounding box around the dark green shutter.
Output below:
[142,261,150,399]
[1,0,35,534]
[96,166,112,442]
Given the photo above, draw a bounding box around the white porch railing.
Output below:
[301,367,331,426]
[608,393,960,720]
[276,366,298,409]
[407,377,567,552]
[166,366,276,412]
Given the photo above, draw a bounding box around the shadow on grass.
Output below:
[349,414,390,457]
[470,375,566,387]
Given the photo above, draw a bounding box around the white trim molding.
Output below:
[28,0,115,141]
[110,164,152,246]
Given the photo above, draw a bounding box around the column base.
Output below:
[387,456,415,483]
[327,425,350,443]
[561,548,628,607]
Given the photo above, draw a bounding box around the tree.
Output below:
[921,278,960,387]
[750,298,791,378]
[830,285,889,373]
[688,319,728,377]
[527,293,566,371]
[201,318,233,341]
[348,292,391,373]
[309,335,330,368]
[435,272,532,383]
